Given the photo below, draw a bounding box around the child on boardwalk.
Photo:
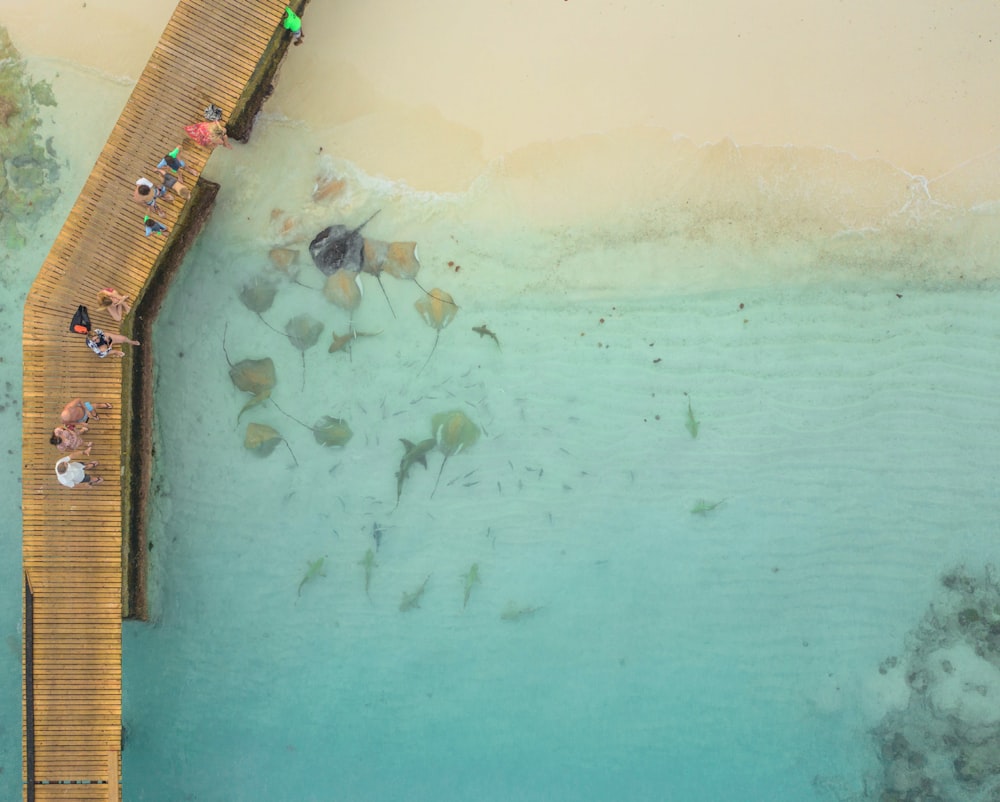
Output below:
[156,146,188,175]
[143,215,168,237]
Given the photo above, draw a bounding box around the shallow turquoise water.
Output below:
[122,142,1000,799]
[5,25,1000,802]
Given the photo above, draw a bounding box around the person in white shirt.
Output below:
[55,454,103,488]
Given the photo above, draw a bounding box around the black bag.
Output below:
[69,305,91,335]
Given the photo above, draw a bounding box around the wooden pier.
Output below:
[20,1,305,799]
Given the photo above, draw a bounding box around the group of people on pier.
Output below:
[52,5,306,490]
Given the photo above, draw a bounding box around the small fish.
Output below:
[472,324,501,349]
[501,602,542,622]
[371,521,384,551]
[400,574,431,612]
[395,437,436,506]
[462,563,480,609]
[328,329,381,354]
[690,498,725,515]
[297,556,326,597]
[685,398,699,438]
[359,549,378,597]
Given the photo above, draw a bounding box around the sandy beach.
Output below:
[5,0,1000,187]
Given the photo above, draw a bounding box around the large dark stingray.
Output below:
[309,210,380,276]
[285,314,324,390]
[223,324,276,421]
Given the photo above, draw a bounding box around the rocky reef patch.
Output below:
[870,565,1000,802]
[0,26,61,253]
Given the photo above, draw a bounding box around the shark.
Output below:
[501,602,542,622]
[462,563,480,609]
[359,549,378,598]
[328,328,381,355]
[394,437,436,506]
[399,574,431,612]
[685,397,700,438]
[472,324,501,349]
[691,498,725,515]
[297,556,326,597]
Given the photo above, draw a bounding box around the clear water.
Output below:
[4,14,1000,802]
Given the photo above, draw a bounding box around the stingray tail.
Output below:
[352,208,381,234]
[257,312,286,337]
[413,279,459,309]
[416,330,440,376]
[270,399,312,432]
[375,274,396,319]
[430,455,449,498]
[222,322,233,367]
[283,438,299,468]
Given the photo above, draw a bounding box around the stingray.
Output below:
[361,238,425,318]
[268,247,298,272]
[244,422,298,466]
[312,415,353,447]
[309,210,380,277]
[430,409,480,497]
[239,277,284,335]
[361,239,445,319]
[285,314,324,390]
[223,324,276,421]
[323,269,364,311]
[313,174,346,202]
[266,401,353,448]
[414,289,458,374]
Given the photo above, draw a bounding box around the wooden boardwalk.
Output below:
[21,1,301,799]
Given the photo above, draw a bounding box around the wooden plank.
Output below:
[22,1,289,798]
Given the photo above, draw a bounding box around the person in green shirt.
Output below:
[283,7,304,46]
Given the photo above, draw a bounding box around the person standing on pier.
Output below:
[55,454,103,488]
[59,398,112,426]
[283,6,304,45]
[50,425,92,455]
[184,119,233,150]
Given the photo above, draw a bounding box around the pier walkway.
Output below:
[20,1,301,799]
